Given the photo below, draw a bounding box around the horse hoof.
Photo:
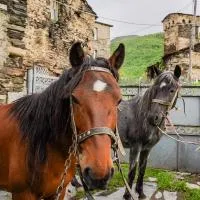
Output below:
[138,193,146,199]
[123,193,131,200]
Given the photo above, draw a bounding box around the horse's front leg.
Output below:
[43,189,66,200]
[123,146,139,200]
[135,149,149,199]
[12,190,38,200]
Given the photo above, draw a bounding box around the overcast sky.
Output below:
[87,0,198,38]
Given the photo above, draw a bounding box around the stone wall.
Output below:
[24,0,95,73]
[163,23,179,55]
[0,0,96,103]
[0,6,8,103]
[162,13,200,81]
[92,21,112,58]
[163,43,200,81]
[0,0,26,103]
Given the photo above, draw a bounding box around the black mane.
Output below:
[9,56,118,177]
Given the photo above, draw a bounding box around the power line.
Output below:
[131,25,156,35]
[55,0,199,35]
[98,16,162,27]
[55,1,162,27]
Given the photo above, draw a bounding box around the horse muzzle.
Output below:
[148,113,163,126]
[82,167,114,190]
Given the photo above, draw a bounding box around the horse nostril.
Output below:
[155,115,159,121]
[84,167,92,178]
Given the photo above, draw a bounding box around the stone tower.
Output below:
[162,13,200,55]
[162,13,200,81]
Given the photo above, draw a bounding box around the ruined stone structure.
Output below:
[162,13,200,81]
[0,0,97,103]
[91,21,113,58]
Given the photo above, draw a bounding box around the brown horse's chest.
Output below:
[8,141,76,197]
[0,107,76,197]
[37,150,76,197]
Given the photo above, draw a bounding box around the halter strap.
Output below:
[77,127,117,144]
[152,88,179,111]
[152,99,171,106]
[86,66,113,75]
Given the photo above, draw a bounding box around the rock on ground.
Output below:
[186,182,200,189]
[163,191,177,200]
[0,191,12,200]
[148,177,157,182]
[93,182,157,200]
[155,191,162,199]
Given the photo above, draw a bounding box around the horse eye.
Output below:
[170,89,175,93]
[117,99,122,105]
[72,95,80,104]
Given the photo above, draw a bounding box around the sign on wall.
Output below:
[27,66,58,94]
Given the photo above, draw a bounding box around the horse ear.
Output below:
[69,42,85,67]
[147,65,162,80]
[174,65,181,79]
[109,43,125,70]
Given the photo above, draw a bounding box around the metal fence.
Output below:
[120,85,200,173]
[10,67,200,172]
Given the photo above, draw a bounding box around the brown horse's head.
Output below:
[69,42,125,189]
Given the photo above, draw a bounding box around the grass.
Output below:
[192,81,200,86]
[76,164,200,200]
[111,33,164,85]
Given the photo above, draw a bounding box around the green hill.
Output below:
[111,33,164,84]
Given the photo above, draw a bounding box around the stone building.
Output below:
[91,21,113,58]
[0,0,97,103]
[162,13,200,81]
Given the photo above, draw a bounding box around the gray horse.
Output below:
[118,65,181,200]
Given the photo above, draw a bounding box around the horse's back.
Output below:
[118,96,140,147]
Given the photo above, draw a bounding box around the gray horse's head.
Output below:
[146,65,181,126]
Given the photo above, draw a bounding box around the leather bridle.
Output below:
[151,86,180,129]
[70,66,119,149]
[152,87,180,112]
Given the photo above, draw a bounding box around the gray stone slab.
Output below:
[93,182,157,200]
[163,191,177,200]
[148,135,178,170]
[169,97,200,126]
[0,191,12,200]
[155,191,162,199]
[178,135,200,173]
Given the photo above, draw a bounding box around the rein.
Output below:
[54,66,134,200]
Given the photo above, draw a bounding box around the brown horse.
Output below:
[0,42,125,199]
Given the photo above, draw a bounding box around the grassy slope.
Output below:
[111,33,164,84]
